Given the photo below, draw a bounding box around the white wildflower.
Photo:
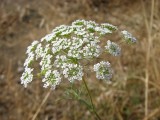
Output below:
[121,30,137,43]
[40,54,53,71]
[21,19,137,89]
[86,20,97,26]
[95,26,112,35]
[93,61,113,80]
[74,27,86,36]
[61,26,74,36]
[41,33,56,42]
[94,23,117,35]
[35,43,44,59]
[68,48,83,59]
[54,55,68,68]
[101,23,118,31]
[42,70,61,89]
[63,63,83,82]
[72,19,86,26]
[86,21,97,32]
[60,38,72,49]
[20,67,34,87]
[71,37,83,48]
[51,39,63,53]
[26,40,39,54]
[24,52,35,67]
[105,40,121,56]
[52,25,68,36]
[41,44,51,57]
[83,41,101,58]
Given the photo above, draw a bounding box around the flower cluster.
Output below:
[105,40,121,56]
[63,63,83,82]
[93,61,113,81]
[21,19,137,89]
[42,70,61,89]
[21,67,33,87]
[121,30,137,44]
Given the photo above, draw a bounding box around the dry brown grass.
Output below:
[0,0,160,120]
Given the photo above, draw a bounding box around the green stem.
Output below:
[82,77,101,120]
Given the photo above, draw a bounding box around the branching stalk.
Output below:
[82,77,101,120]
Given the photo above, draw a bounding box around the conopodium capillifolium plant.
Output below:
[21,20,136,89]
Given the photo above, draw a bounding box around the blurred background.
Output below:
[0,0,160,120]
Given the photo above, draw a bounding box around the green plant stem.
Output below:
[82,77,101,120]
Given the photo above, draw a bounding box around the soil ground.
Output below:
[0,0,160,120]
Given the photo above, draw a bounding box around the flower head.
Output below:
[35,43,44,59]
[21,19,136,89]
[83,41,101,58]
[105,40,121,56]
[121,30,137,44]
[21,67,34,87]
[63,63,83,82]
[26,40,39,54]
[101,23,118,31]
[54,55,68,68]
[42,70,61,89]
[93,61,113,81]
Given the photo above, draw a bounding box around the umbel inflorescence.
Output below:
[21,20,136,89]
